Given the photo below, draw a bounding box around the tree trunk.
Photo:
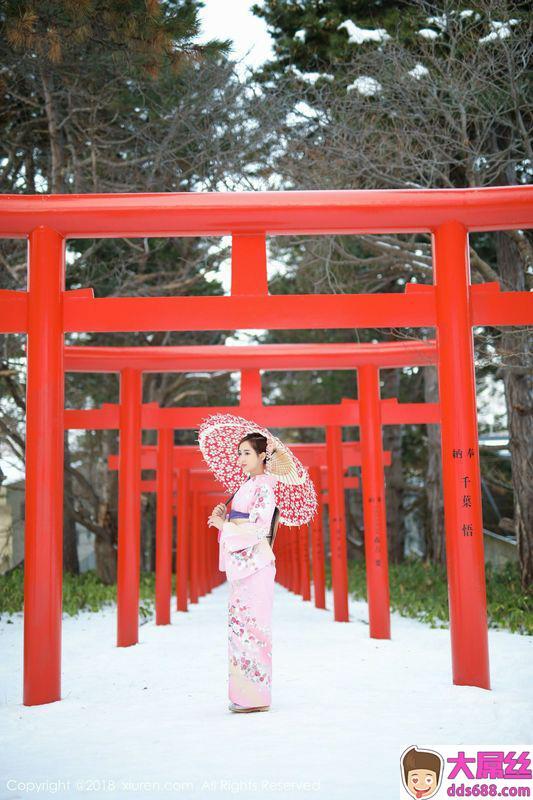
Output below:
[94,430,118,584]
[63,434,80,574]
[95,502,117,585]
[149,492,157,573]
[496,232,533,591]
[424,365,446,565]
[40,67,65,193]
[382,369,405,562]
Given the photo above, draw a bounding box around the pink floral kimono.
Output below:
[218,472,277,708]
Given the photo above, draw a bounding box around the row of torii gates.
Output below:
[1,186,532,706]
[64,340,438,638]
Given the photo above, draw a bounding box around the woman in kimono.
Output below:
[207,432,277,714]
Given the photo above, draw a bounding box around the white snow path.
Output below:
[1,580,532,799]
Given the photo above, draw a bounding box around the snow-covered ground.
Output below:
[1,581,532,799]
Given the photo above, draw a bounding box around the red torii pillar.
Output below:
[358,366,390,639]
[23,227,65,706]
[155,428,173,625]
[117,367,142,646]
[326,425,349,622]
[435,222,489,687]
[298,525,311,601]
[176,467,189,612]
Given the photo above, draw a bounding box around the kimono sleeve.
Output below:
[219,482,276,553]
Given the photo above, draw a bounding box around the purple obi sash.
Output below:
[218,508,250,543]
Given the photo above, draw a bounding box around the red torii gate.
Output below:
[62,339,438,636]
[1,187,532,706]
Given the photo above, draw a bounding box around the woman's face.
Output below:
[237,442,265,476]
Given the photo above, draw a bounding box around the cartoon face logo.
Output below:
[401,746,444,799]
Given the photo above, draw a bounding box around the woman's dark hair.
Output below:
[238,432,268,462]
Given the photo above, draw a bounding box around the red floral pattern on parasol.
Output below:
[197,413,317,527]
